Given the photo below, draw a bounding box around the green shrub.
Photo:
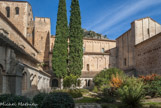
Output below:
[101,86,116,103]
[93,68,125,88]
[68,89,82,98]
[41,92,75,108]
[53,89,68,93]
[144,76,161,97]
[0,94,14,102]
[53,89,83,98]
[63,74,78,88]
[33,93,48,108]
[5,95,33,108]
[117,77,145,108]
[92,86,98,93]
[79,89,89,94]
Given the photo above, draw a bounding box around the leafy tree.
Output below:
[52,0,68,78]
[68,0,83,76]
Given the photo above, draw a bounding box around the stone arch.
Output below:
[88,80,91,87]
[22,70,30,92]
[52,79,59,88]
[0,64,3,93]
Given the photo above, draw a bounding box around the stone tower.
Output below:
[34,17,51,70]
[0,0,34,44]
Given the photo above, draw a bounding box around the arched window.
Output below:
[15,7,19,15]
[6,7,10,18]
[52,79,59,88]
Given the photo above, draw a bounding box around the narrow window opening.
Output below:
[124,58,127,66]
[147,28,150,35]
[88,80,91,87]
[87,64,90,71]
[6,7,10,18]
[15,7,19,15]
[102,48,105,53]
[83,47,85,53]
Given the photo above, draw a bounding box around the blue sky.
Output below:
[24,0,161,40]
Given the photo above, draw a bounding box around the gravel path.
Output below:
[75,103,102,108]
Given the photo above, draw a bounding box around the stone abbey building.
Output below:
[0,0,161,95]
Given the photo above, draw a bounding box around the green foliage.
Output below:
[68,89,82,98]
[100,86,116,103]
[83,29,108,39]
[53,89,83,98]
[117,77,145,108]
[41,92,75,108]
[63,74,78,88]
[93,68,124,88]
[0,94,33,108]
[92,86,98,93]
[33,93,48,108]
[144,76,161,97]
[68,0,83,76]
[103,86,117,96]
[0,94,14,102]
[52,0,68,78]
[78,89,89,95]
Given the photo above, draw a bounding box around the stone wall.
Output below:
[50,37,116,76]
[49,37,116,88]
[26,4,34,45]
[135,17,161,45]
[49,36,55,70]
[116,17,161,72]
[0,31,51,95]
[83,39,116,74]
[83,38,116,53]
[116,28,135,71]
[0,12,38,61]
[34,17,51,67]
[135,33,161,75]
[82,55,109,73]
[0,1,33,38]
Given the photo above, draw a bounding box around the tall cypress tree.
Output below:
[52,0,68,78]
[69,0,83,76]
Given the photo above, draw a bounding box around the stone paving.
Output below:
[75,103,102,108]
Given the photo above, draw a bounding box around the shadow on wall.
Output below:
[109,47,117,68]
[43,32,50,71]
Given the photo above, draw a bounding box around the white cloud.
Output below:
[86,2,128,29]
[89,0,161,34]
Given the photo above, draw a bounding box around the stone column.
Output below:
[60,78,63,89]
[5,63,24,95]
